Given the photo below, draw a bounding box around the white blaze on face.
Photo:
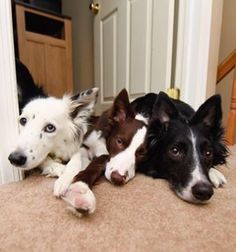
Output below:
[105,126,147,183]
[177,129,209,202]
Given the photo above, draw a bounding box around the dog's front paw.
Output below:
[41,163,64,178]
[209,168,227,188]
[53,175,73,197]
[62,181,96,217]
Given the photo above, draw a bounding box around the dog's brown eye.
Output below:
[44,124,56,133]
[19,117,27,126]
[168,146,183,160]
[116,138,123,146]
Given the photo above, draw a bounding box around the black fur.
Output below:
[16,58,46,111]
[132,92,228,202]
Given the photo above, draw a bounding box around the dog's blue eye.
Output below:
[19,117,27,126]
[44,124,56,133]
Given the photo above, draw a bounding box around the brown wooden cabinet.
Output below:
[15,2,73,97]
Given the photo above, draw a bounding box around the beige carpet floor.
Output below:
[0,148,236,252]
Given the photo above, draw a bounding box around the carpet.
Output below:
[0,148,236,252]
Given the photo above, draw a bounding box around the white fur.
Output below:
[61,130,108,214]
[16,97,80,170]
[209,168,227,188]
[63,181,96,217]
[105,126,147,183]
[41,156,65,177]
[135,114,149,124]
[177,129,209,203]
[9,88,99,197]
[83,130,108,157]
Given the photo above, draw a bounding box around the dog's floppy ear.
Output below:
[152,92,178,123]
[191,95,222,128]
[111,89,135,122]
[69,87,99,119]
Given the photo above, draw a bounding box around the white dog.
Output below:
[8,88,99,196]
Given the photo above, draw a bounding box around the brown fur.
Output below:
[74,89,145,187]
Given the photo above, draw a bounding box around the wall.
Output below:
[62,0,94,93]
[217,0,236,125]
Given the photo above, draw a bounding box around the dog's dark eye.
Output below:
[19,117,27,126]
[116,138,123,146]
[44,124,56,133]
[204,149,212,158]
[168,146,183,160]
[171,147,180,156]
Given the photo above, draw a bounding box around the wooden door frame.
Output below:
[0,0,22,184]
[0,0,223,184]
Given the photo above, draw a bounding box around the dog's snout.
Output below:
[110,171,126,186]
[8,151,27,166]
[192,183,214,201]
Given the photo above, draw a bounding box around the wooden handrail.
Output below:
[217,49,236,83]
[217,49,236,145]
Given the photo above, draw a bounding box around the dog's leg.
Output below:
[40,157,66,177]
[209,168,227,188]
[53,147,90,197]
[62,155,109,216]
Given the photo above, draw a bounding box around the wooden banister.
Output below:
[217,49,236,145]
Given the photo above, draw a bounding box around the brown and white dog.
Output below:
[62,89,147,216]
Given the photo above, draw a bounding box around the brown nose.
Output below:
[110,171,126,186]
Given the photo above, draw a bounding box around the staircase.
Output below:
[217,49,236,145]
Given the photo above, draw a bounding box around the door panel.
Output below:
[94,0,175,112]
[129,0,152,97]
[101,10,117,102]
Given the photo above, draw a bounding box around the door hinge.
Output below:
[166,88,180,100]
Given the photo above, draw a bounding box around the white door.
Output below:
[92,0,175,111]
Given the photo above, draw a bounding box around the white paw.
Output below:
[53,175,73,197]
[41,164,64,178]
[62,181,96,217]
[209,168,227,188]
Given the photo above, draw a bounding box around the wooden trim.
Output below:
[14,0,71,20]
[217,49,236,83]
[0,0,23,184]
[225,65,236,145]
[17,4,68,22]
[217,49,236,145]
[64,18,73,93]
[25,32,67,46]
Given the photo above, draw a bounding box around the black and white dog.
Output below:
[133,92,228,203]
[8,87,99,197]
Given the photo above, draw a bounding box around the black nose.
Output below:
[8,151,27,166]
[192,183,214,201]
